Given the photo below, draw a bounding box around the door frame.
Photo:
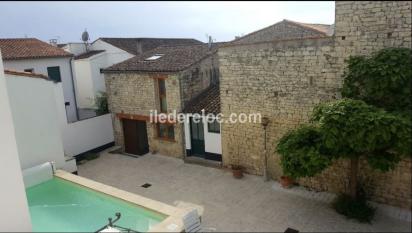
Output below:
[189,116,205,158]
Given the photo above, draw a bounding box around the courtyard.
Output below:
[78,150,411,232]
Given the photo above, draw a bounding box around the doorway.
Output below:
[190,117,205,157]
[122,119,149,155]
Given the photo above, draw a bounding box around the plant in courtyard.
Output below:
[276,48,411,222]
[94,91,109,115]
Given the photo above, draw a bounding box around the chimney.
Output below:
[137,41,143,54]
[207,35,213,50]
[49,39,58,47]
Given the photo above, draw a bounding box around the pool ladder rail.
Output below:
[95,212,140,233]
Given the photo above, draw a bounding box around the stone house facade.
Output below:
[103,44,219,158]
[218,1,411,208]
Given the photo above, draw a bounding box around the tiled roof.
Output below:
[0,38,73,60]
[99,37,203,55]
[285,20,333,36]
[104,44,217,73]
[183,85,220,115]
[74,50,105,60]
[4,69,50,81]
[230,19,333,45]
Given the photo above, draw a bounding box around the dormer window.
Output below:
[145,54,164,61]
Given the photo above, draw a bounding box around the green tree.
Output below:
[277,48,412,199]
[94,91,109,115]
[342,48,411,113]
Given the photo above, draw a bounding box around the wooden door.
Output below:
[123,119,149,155]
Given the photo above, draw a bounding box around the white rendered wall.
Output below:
[184,119,191,150]
[183,116,222,154]
[6,75,66,170]
[72,40,134,109]
[0,52,32,231]
[53,84,114,156]
[62,43,87,56]
[3,57,78,122]
[203,118,222,154]
[91,39,135,62]
[73,59,95,108]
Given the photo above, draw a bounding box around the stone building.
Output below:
[232,19,334,44]
[103,44,219,158]
[218,1,411,208]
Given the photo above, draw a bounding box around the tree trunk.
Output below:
[349,157,359,199]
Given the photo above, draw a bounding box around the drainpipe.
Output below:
[261,117,270,181]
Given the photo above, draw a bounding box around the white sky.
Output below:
[0,1,335,43]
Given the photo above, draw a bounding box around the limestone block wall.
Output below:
[219,38,339,176]
[104,72,184,158]
[218,1,411,208]
[179,53,220,108]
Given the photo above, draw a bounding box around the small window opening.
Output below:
[145,54,164,61]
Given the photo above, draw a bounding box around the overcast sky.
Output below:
[0,1,335,43]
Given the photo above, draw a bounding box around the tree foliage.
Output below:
[277,48,412,179]
[277,125,332,179]
[277,99,411,178]
[342,48,411,113]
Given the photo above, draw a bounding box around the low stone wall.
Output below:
[299,158,412,209]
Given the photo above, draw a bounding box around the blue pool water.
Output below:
[26,178,166,232]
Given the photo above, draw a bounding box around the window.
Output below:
[47,66,61,82]
[145,54,164,61]
[208,119,220,133]
[157,123,174,140]
[158,79,167,112]
[24,68,34,73]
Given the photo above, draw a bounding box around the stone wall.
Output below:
[219,38,340,175]
[218,1,411,208]
[179,53,220,108]
[104,72,184,158]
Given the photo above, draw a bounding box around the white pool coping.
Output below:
[55,170,190,232]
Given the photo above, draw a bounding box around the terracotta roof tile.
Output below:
[104,44,218,73]
[4,69,50,81]
[183,85,220,114]
[0,38,73,60]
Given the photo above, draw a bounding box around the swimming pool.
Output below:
[26,177,165,232]
[25,170,187,232]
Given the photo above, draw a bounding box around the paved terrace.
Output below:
[78,150,411,232]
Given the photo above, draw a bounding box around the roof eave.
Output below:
[2,54,73,61]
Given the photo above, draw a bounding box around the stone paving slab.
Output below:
[78,151,411,232]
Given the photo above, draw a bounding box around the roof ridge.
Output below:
[0,38,37,40]
[99,37,200,40]
[231,19,331,44]
[283,19,330,35]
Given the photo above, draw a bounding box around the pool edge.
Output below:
[54,170,188,232]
